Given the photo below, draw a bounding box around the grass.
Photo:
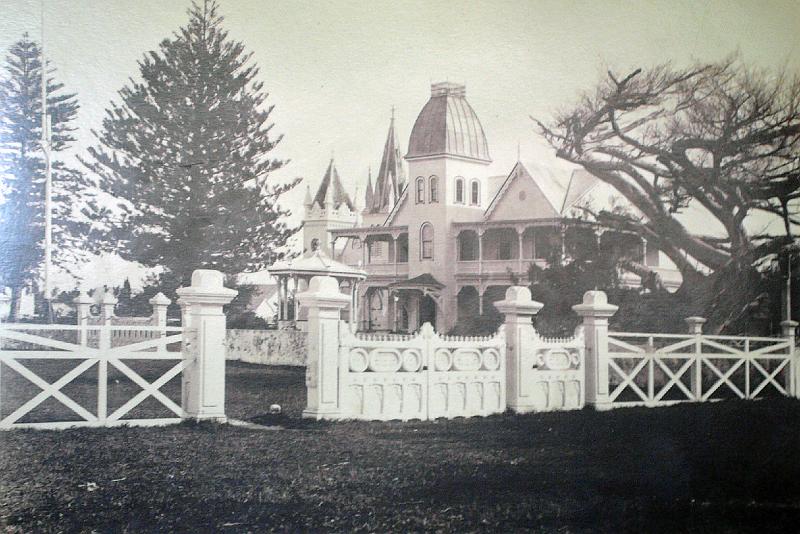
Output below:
[1,361,800,532]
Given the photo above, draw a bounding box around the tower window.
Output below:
[470,180,480,205]
[420,222,434,260]
[416,177,425,204]
[455,177,464,204]
[429,176,439,203]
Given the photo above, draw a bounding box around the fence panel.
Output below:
[606,332,793,407]
[0,323,186,430]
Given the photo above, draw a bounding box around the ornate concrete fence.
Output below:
[0,270,236,430]
[298,275,799,421]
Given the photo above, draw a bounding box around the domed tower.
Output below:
[405,82,491,211]
[303,159,360,257]
[401,83,491,331]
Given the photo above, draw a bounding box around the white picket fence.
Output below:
[606,332,794,407]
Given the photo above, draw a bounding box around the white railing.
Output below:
[0,323,187,430]
[605,332,794,407]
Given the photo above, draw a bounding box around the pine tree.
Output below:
[83,0,299,292]
[0,34,90,318]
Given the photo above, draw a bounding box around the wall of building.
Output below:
[226,329,308,366]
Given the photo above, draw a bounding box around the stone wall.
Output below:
[226,329,308,366]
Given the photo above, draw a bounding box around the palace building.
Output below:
[280,82,681,333]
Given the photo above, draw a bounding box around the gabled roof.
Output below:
[484,161,601,220]
[389,273,445,290]
[313,159,354,211]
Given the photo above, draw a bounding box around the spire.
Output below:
[364,167,374,209]
[370,109,405,213]
[312,159,354,211]
[304,184,313,208]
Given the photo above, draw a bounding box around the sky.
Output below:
[1,0,799,290]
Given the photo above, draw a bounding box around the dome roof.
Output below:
[406,83,490,162]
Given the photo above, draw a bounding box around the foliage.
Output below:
[82,0,299,288]
[537,59,800,280]
[0,34,92,318]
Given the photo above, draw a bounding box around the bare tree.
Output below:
[536,59,800,291]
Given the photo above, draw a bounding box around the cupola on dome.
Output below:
[406,83,490,163]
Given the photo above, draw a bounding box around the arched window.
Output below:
[429,176,439,203]
[416,177,425,204]
[420,222,434,260]
[470,180,480,205]
[455,177,464,204]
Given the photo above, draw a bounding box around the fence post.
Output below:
[296,275,350,420]
[573,290,618,411]
[97,290,117,421]
[0,290,9,322]
[781,320,798,397]
[75,292,93,346]
[150,292,170,341]
[685,316,706,400]
[495,286,543,413]
[176,269,237,422]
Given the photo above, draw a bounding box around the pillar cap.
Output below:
[149,292,171,306]
[494,285,544,316]
[572,290,618,318]
[685,316,707,325]
[99,290,118,306]
[176,269,238,305]
[296,275,350,309]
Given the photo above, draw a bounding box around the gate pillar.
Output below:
[176,269,237,421]
[495,286,543,413]
[297,276,350,420]
[573,291,618,410]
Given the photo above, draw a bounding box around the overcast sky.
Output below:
[1,0,799,288]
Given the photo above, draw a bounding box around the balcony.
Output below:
[456,259,548,276]
[363,262,409,278]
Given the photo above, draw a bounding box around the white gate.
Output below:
[0,323,186,430]
[338,323,506,421]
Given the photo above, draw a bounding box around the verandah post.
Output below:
[573,291,618,410]
[781,320,798,397]
[494,286,543,413]
[176,270,237,421]
[296,275,350,420]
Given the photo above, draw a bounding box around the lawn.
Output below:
[1,361,799,532]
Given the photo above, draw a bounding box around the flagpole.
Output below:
[41,1,53,322]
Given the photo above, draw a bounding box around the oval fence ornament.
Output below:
[368,349,403,372]
[482,348,501,371]
[349,348,369,373]
[452,348,482,371]
[401,349,422,372]
[542,349,574,371]
[434,349,452,371]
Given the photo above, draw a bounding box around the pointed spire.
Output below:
[312,158,354,211]
[364,167,374,210]
[370,109,405,213]
[304,184,313,208]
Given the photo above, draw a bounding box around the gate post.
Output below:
[75,292,93,346]
[176,270,237,421]
[296,275,349,420]
[573,291,618,410]
[781,320,798,397]
[495,286,543,413]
